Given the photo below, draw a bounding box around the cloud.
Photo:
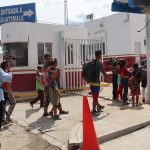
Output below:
[0,0,114,24]
[43,0,51,7]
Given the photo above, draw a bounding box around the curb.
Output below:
[12,115,66,150]
[14,92,78,103]
[68,119,150,150]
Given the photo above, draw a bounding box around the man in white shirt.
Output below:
[0,68,12,130]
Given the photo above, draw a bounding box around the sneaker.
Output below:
[97,108,103,112]
[97,104,105,110]
[49,111,53,117]
[91,110,100,116]
[53,115,62,120]
[43,113,49,117]
[1,120,8,126]
[123,101,130,105]
[142,98,145,103]
[30,102,33,108]
[6,118,13,123]
[60,111,69,115]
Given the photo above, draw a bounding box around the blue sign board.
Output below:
[0,3,36,25]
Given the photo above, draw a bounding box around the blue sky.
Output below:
[0,0,114,24]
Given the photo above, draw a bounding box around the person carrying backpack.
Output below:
[82,50,107,115]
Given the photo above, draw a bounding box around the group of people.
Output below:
[0,51,148,129]
[30,53,68,120]
[0,56,16,130]
[112,58,147,107]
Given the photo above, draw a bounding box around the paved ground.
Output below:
[101,126,150,150]
[1,86,150,150]
[0,121,60,150]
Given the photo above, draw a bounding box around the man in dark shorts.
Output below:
[89,50,107,115]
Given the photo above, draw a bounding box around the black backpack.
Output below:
[82,60,96,82]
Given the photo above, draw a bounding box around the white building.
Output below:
[1,13,147,91]
[1,22,95,91]
[85,13,146,59]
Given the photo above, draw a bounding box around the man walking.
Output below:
[90,50,107,115]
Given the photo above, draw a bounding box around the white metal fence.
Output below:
[60,38,104,91]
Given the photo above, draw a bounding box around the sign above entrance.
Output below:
[0,3,36,25]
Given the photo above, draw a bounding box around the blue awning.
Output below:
[111,2,143,13]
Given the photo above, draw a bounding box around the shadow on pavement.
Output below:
[93,113,110,122]
[107,100,122,108]
[25,108,41,119]
[107,101,144,111]
[120,106,144,111]
[27,116,56,133]
[0,123,13,132]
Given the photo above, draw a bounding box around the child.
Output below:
[49,69,61,120]
[128,63,141,107]
[30,66,44,108]
[49,58,68,115]
[116,73,123,100]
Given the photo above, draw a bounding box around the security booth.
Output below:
[1,22,100,92]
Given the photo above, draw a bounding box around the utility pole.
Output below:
[64,0,68,25]
[146,14,150,103]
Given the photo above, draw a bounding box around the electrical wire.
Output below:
[137,21,150,32]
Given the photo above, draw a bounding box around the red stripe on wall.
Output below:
[12,73,36,92]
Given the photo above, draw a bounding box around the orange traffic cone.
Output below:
[83,96,100,150]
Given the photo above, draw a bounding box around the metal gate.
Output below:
[60,38,104,91]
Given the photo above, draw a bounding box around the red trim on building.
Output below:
[12,73,36,92]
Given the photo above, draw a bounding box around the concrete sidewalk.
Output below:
[0,121,59,150]
[69,104,150,149]
[6,86,149,150]
[8,89,150,150]
[101,126,150,150]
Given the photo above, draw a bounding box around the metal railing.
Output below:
[60,38,103,91]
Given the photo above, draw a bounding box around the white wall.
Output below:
[129,14,146,55]
[85,13,146,56]
[1,22,88,69]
